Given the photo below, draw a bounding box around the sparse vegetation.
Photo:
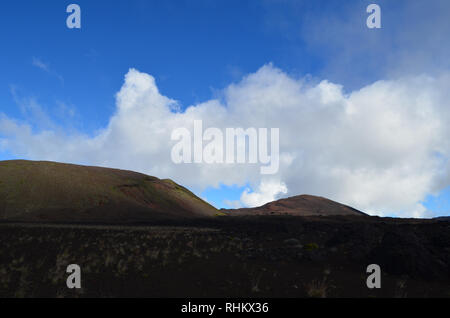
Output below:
[0,216,449,298]
[306,277,329,298]
[304,243,319,251]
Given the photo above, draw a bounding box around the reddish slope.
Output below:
[223,195,366,216]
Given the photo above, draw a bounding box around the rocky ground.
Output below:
[0,215,449,298]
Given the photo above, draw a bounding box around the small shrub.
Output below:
[304,243,319,251]
[306,278,329,298]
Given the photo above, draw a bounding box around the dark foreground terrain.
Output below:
[1,216,449,298]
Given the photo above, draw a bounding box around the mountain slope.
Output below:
[222,195,366,216]
[0,160,218,223]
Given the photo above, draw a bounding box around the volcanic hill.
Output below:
[0,160,218,223]
[222,195,366,217]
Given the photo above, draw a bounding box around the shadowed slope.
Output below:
[222,195,366,216]
[0,160,218,223]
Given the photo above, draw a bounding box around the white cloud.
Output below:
[1,65,450,217]
[32,57,64,83]
[262,1,450,89]
[32,57,50,72]
[240,180,288,208]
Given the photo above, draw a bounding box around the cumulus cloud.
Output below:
[240,180,288,208]
[1,65,450,217]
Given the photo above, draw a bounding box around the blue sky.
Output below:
[0,0,310,129]
[0,0,449,217]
